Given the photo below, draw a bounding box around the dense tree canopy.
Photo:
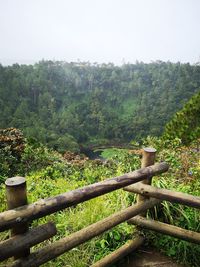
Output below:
[163,91,200,144]
[0,60,199,151]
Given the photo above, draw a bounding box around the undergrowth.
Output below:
[144,137,200,267]
[0,137,199,266]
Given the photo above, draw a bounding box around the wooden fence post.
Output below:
[5,176,30,259]
[0,163,168,232]
[137,147,157,213]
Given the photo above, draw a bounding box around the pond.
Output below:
[81,146,129,161]
[81,148,105,160]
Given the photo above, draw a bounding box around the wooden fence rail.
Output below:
[10,199,160,267]
[0,147,199,267]
[91,237,145,267]
[124,183,200,209]
[128,216,200,244]
[0,162,168,232]
[0,222,56,261]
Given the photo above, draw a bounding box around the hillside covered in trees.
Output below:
[0,61,200,267]
[0,60,200,151]
[163,90,200,145]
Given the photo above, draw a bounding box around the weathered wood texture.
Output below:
[141,148,156,182]
[91,236,145,267]
[5,177,29,258]
[10,198,160,267]
[137,147,157,204]
[0,222,56,261]
[129,216,200,244]
[0,163,168,232]
[124,183,200,209]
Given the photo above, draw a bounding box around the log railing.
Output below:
[0,148,199,267]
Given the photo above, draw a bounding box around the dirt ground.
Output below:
[118,246,186,267]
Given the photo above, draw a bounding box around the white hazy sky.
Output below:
[0,0,200,65]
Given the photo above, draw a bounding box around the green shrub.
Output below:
[0,133,199,266]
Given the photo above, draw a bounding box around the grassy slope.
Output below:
[0,140,199,267]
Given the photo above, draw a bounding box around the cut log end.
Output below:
[143,147,157,153]
[5,177,26,187]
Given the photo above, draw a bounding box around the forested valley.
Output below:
[0,60,200,152]
[0,61,200,267]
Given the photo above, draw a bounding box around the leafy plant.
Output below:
[0,130,200,266]
[163,91,200,145]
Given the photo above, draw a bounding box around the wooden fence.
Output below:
[0,148,200,267]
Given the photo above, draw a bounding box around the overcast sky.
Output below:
[0,0,200,65]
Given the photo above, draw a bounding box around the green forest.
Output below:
[0,60,200,151]
[0,61,200,267]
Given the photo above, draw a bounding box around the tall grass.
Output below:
[0,140,199,266]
